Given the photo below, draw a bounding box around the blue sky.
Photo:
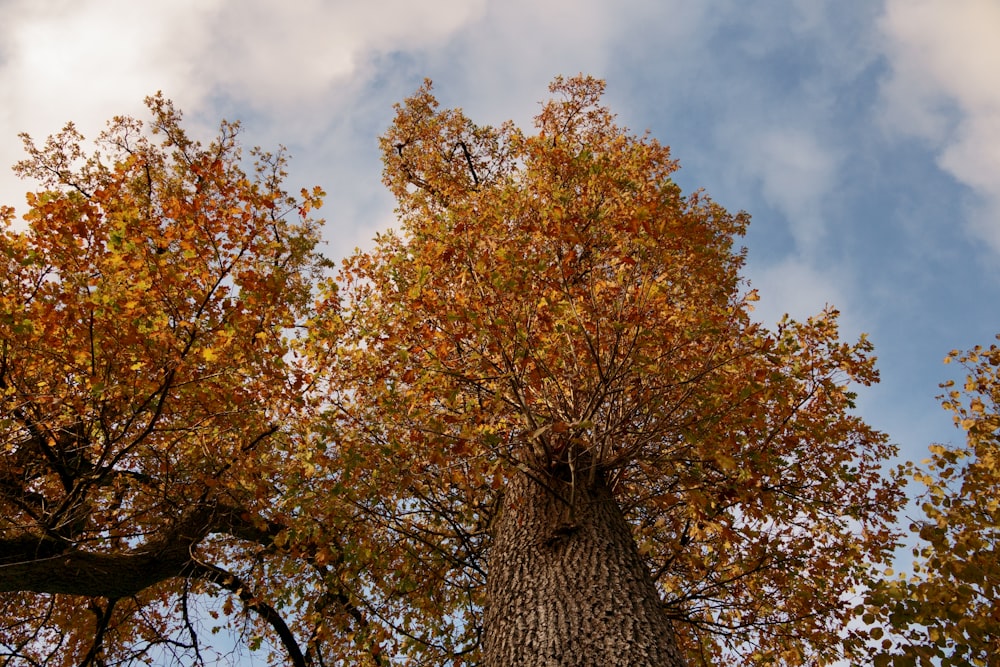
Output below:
[2,0,998,494]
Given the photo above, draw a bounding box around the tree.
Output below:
[309,76,904,666]
[864,340,1000,666]
[0,97,386,666]
[0,79,905,667]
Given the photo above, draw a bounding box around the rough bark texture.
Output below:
[483,469,686,667]
[0,503,280,597]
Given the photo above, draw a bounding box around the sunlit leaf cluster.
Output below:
[863,341,1000,666]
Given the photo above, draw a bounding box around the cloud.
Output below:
[879,0,1000,252]
[742,127,842,253]
[746,256,856,333]
[0,1,207,216]
[199,0,486,113]
[0,1,217,130]
[612,0,882,261]
[0,0,485,218]
[415,0,627,131]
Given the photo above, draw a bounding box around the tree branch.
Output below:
[187,559,307,667]
[79,597,118,667]
[0,501,277,598]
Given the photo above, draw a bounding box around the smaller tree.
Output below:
[0,96,374,666]
[865,339,1000,666]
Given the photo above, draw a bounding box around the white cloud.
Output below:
[0,1,216,213]
[0,1,218,129]
[417,0,625,129]
[200,0,486,112]
[0,0,485,218]
[879,0,1000,252]
[747,257,856,334]
[746,128,841,253]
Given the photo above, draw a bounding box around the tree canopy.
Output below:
[307,76,904,665]
[864,340,1000,666]
[13,76,996,666]
[0,96,341,665]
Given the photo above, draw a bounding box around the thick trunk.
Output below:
[483,469,686,667]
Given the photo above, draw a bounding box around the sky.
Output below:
[2,0,999,510]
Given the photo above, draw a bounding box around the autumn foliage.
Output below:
[0,97,333,665]
[864,341,1000,666]
[311,76,904,665]
[0,77,959,666]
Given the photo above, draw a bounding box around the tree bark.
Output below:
[0,503,280,598]
[0,539,198,598]
[483,468,687,667]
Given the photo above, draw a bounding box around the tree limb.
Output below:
[0,502,277,598]
[187,559,307,667]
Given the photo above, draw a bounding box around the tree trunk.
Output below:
[483,468,687,667]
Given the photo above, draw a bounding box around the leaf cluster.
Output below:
[861,341,1000,666]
